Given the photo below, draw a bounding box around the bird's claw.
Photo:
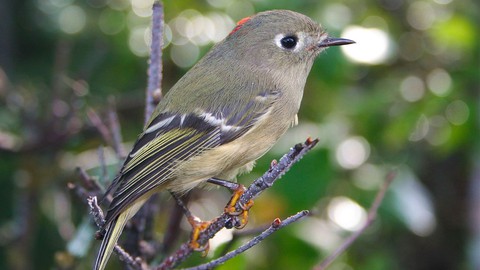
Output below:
[224,185,254,229]
[188,216,211,255]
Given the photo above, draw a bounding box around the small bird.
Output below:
[94,9,354,270]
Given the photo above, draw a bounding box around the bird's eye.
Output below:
[280,35,297,49]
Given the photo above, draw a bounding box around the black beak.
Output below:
[318,37,355,48]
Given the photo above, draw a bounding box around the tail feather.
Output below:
[94,199,147,270]
[94,213,128,270]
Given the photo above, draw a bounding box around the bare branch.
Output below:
[145,1,164,123]
[314,171,396,270]
[185,211,310,270]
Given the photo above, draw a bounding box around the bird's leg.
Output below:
[169,192,210,254]
[207,177,254,229]
[207,177,241,190]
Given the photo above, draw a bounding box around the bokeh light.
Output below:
[409,114,454,145]
[170,42,200,68]
[427,68,452,97]
[409,114,429,142]
[162,23,173,48]
[328,196,367,231]
[445,100,469,126]
[131,0,153,17]
[58,5,87,34]
[128,26,150,57]
[204,12,235,42]
[164,11,235,66]
[406,1,436,30]
[335,136,370,169]
[296,218,343,251]
[341,26,394,65]
[400,75,425,102]
[52,99,69,118]
[352,164,384,190]
[0,131,19,150]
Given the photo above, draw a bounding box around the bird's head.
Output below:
[216,10,354,71]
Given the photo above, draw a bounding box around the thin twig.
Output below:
[219,223,270,256]
[87,108,113,147]
[67,182,91,202]
[98,146,108,184]
[185,210,310,270]
[162,194,191,255]
[75,167,104,195]
[314,171,396,270]
[107,97,126,159]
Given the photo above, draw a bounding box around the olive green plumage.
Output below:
[94,9,354,270]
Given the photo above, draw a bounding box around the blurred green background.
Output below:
[0,0,479,269]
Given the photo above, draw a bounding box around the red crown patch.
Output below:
[229,16,252,35]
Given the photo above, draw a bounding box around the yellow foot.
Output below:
[188,216,211,255]
[224,185,254,229]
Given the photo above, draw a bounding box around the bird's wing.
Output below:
[103,87,280,225]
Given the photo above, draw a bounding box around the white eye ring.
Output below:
[274,32,305,52]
